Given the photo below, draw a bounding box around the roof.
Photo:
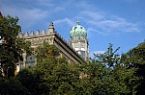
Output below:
[70,21,87,40]
[23,22,87,64]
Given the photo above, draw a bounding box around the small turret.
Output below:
[35,30,39,35]
[48,22,55,33]
[32,31,35,36]
[27,32,29,36]
[41,30,45,35]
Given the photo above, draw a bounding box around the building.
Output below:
[70,21,89,61]
[18,21,89,70]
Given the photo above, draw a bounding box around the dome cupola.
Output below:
[70,21,87,40]
[70,21,89,61]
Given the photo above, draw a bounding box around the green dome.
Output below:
[70,21,87,40]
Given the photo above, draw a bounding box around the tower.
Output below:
[70,21,89,61]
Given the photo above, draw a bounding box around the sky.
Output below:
[1,0,145,56]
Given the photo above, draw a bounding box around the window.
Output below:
[78,51,85,59]
[74,27,77,30]
[81,51,85,59]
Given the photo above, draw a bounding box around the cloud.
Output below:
[2,6,49,26]
[8,0,54,7]
[94,51,105,54]
[34,0,54,6]
[122,0,137,3]
[81,11,140,33]
[1,0,141,34]
[89,50,106,58]
[19,8,48,22]
[53,6,65,13]
[54,18,75,27]
[1,0,66,27]
[81,11,105,21]
[74,0,97,11]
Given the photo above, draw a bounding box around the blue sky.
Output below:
[1,0,145,56]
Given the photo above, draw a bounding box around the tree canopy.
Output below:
[0,16,31,77]
[0,15,144,95]
[124,41,145,95]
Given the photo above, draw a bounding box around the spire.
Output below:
[27,32,29,36]
[32,31,35,36]
[76,20,80,25]
[48,22,55,33]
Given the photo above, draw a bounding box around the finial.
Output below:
[50,22,54,26]
[42,30,45,35]
[27,32,29,36]
[30,31,33,36]
[45,29,47,34]
[38,30,41,35]
[48,22,55,33]
[36,30,39,35]
[76,20,80,25]
[32,31,35,36]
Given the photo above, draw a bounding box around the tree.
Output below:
[17,68,49,95]
[0,77,30,95]
[124,41,145,95]
[16,42,140,95]
[93,43,139,95]
[0,16,31,77]
[17,57,80,95]
[94,43,120,68]
[36,42,60,63]
[17,43,80,95]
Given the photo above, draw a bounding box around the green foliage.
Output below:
[126,41,145,65]
[0,16,142,95]
[17,57,79,95]
[93,43,139,95]
[15,42,139,95]
[124,41,145,95]
[0,16,31,77]
[35,59,80,95]
[36,43,59,63]
[17,68,49,95]
[0,78,30,95]
[94,43,120,68]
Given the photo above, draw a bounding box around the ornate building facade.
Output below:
[18,21,89,71]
